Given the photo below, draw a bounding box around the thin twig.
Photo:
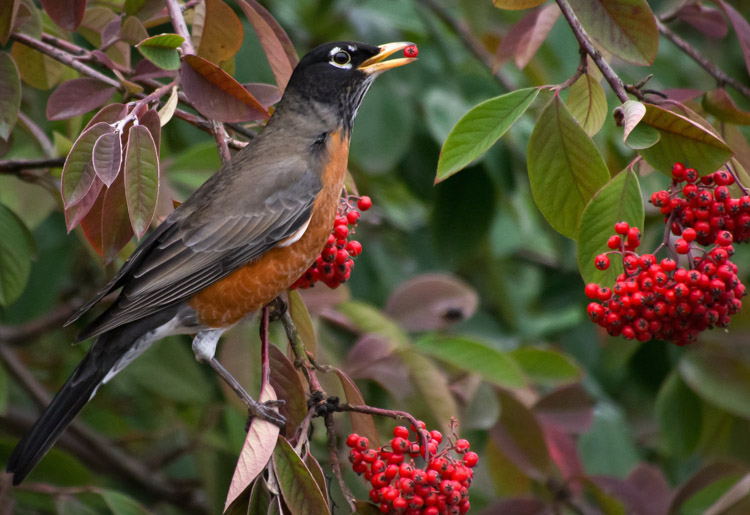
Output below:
[11,33,123,90]
[555,0,628,103]
[325,413,356,511]
[416,0,515,91]
[0,301,82,345]
[0,157,66,174]
[554,49,588,91]
[165,0,195,55]
[657,20,750,99]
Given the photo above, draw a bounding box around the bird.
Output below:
[6,41,416,485]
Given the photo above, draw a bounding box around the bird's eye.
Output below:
[331,50,351,66]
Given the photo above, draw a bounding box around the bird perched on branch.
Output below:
[7,41,416,484]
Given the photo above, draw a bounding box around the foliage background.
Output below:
[1,0,750,513]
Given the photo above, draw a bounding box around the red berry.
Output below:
[357,196,372,211]
[607,235,622,249]
[346,210,360,225]
[334,224,349,239]
[404,44,419,58]
[595,254,610,270]
[614,221,630,234]
[463,452,478,468]
[454,439,470,453]
[346,434,360,448]
[672,162,685,179]
[675,239,690,254]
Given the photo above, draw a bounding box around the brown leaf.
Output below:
[235,0,298,91]
[0,0,20,46]
[384,273,479,332]
[100,171,135,263]
[181,54,269,122]
[703,89,750,125]
[85,103,129,130]
[40,0,85,30]
[495,4,560,70]
[334,368,381,448]
[244,83,282,110]
[268,344,308,439]
[132,59,178,81]
[46,78,117,120]
[533,383,594,434]
[716,0,750,77]
[669,462,747,513]
[196,0,244,65]
[120,15,148,45]
[138,108,162,151]
[92,131,122,186]
[80,183,107,256]
[224,382,280,511]
[540,421,583,482]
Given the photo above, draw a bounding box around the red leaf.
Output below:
[101,168,135,263]
[235,0,298,91]
[86,103,129,130]
[675,3,728,39]
[61,122,113,207]
[92,131,122,186]
[224,382,280,510]
[181,54,269,122]
[80,185,106,257]
[65,177,104,232]
[40,0,85,30]
[662,88,704,103]
[132,59,178,81]
[717,0,750,77]
[540,421,583,483]
[533,383,594,434]
[47,78,117,120]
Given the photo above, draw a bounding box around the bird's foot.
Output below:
[266,297,287,322]
[246,399,286,431]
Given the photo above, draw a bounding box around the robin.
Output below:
[6,41,416,485]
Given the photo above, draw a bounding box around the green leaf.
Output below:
[510,347,581,386]
[272,436,329,515]
[436,87,538,183]
[398,348,459,433]
[136,33,184,70]
[415,335,526,388]
[639,103,733,175]
[0,53,21,140]
[577,170,644,286]
[566,73,607,136]
[0,203,36,306]
[337,300,409,348]
[624,122,660,149]
[288,289,318,358]
[11,40,64,90]
[578,404,639,478]
[655,371,702,456]
[568,0,659,65]
[527,94,610,239]
[99,490,150,515]
[679,348,750,419]
[124,125,159,238]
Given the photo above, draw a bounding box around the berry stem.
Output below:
[336,403,432,462]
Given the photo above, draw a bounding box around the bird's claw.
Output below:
[246,399,286,431]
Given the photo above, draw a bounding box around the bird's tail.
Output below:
[5,331,123,485]
[5,306,178,485]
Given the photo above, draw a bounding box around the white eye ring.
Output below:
[329,47,352,69]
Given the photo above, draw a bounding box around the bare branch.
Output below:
[555,0,629,103]
[165,0,196,55]
[325,413,356,511]
[657,20,750,99]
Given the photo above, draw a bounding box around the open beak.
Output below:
[358,42,417,74]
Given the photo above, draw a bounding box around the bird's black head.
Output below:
[282,41,416,132]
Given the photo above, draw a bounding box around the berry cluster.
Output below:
[291,196,371,290]
[347,422,476,515]
[650,163,750,245]
[584,163,747,346]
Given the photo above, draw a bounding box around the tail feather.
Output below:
[6,306,180,485]
[6,348,107,484]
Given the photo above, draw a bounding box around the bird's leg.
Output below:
[266,296,287,321]
[192,329,285,429]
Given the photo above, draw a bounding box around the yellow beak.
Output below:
[358,42,417,74]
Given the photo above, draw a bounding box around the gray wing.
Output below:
[74,161,321,341]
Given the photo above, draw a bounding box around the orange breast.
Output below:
[188,130,350,327]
